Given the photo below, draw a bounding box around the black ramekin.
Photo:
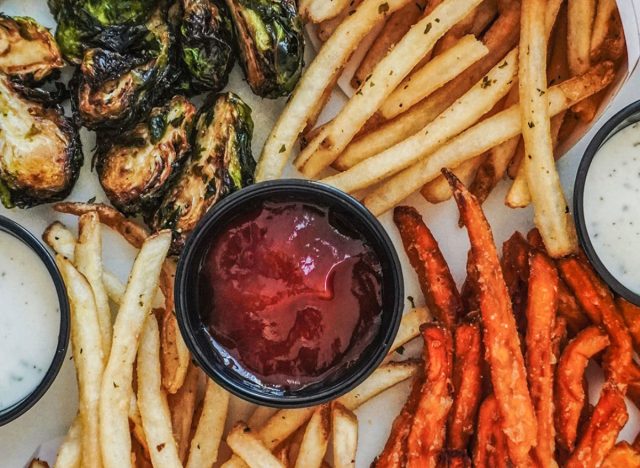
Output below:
[175,179,404,407]
[0,215,70,426]
[575,99,640,306]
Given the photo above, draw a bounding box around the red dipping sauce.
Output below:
[198,200,383,391]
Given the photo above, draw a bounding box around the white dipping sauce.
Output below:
[0,231,60,410]
[584,121,640,294]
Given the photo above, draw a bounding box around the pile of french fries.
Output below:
[258,0,626,258]
[32,202,440,468]
[371,170,640,466]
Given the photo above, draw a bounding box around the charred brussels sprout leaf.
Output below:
[225,0,304,98]
[96,95,196,216]
[0,15,64,82]
[0,76,82,208]
[151,92,255,251]
[178,0,236,92]
[73,8,173,130]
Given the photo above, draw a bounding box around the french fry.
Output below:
[591,6,625,63]
[159,259,190,394]
[55,416,82,468]
[44,221,76,260]
[421,152,488,204]
[406,324,453,468]
[525,251,558,467]
[380,35,489,119]
[565,384,628,468]
[331,403,358,468]
[432,2,481,54]
[296,0,485,177]
[393,206,463,329]
[388,307,430,356]
[602,442,640,467]
[294,405,330,468]
[137,316,182,468]
[247,406,278,430]
[473,395,509,468]
[303,0,352,23]
[256,0,412,182]
[186,379,230,468]
[129,394,149,459]
[618,298,640,354]
[364,62,615,216]
[103,272,126,305]
[447,321,482,452]
[227,423,285,468]
[333,4,521,170]
[75,212,112,358]
[99,232,171,468]
[558,256,634,385]
[567,0,595,76]
[28,460,49,468]
[57,258,104,468]
[554,326,610,452]
[445,171,536,464]
[323,48,518,194]
[316,0,364,42]
[352,0,429,89]
[168,362,203,463]
[372,375,423,468]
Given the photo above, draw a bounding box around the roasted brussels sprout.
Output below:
[225,0,304,98]
[151,92,255,250]
[96,95,196,216]
[0,75,82,208]
[0,15,64,82]
[177,0,236,92]
[73,8,173,130]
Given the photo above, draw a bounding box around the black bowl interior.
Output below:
[575,99,640,306]
[0,216,70,426]
[176,180,403,407]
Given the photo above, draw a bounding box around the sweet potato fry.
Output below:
[557,279,590,336]
[393,206,463,329]
[602,442,640,468]
[460,250,479,314]
[406,324,454,468]
[566,384,628,468]
[446,452,472,468]
[551,315,568,363]
[617,297,640,354]
[555,326,610,452]
[558,257,634,385]
[373,373,424,468]
[445,170,536,464]
[525,251,558,467]
[501,231,530,329]
[473,395,510,468]
[447,321,482,452]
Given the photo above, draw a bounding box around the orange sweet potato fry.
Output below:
[525,251,558,467]
[551,315,568,364]
[601,441,640,468]
[460,249,480,314]
[555,326,610,452]
[617,297,640,354]
[565,384,629,468]
[558,257,634,385]
[394,206,463,329]
[406,324,454,468]
[445,169,536,465]
[373,372,424,468]
[447,321,482,452]
[473,395,510,468]
[501,231,530,333]
[446,451,473,468]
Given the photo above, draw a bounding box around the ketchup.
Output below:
[199,200,383,391]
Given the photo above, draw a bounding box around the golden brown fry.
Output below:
[294,405,330,468]
[473,395,509,468]
[352,1,428,89]
[566,384,628,468]
[303,0,352,23]
[590,0,617,58]
[447,321,482,452]
[555,326,610,452]
[445,170,536,464]
[333,4,521,170]
[388,307,431,356]
[602,442,640,468]
[393,206,462,329]
[129,394,149,460]
[55,416,82,468]
[331,402,358,468]
[168,362,203,463]
[558,256,634,385]
[525,251,558,467]
[568,0,595,76]
[591,7,625,63]
[406,324,453,468]
[227,423,285,468]
[316,0,364,42]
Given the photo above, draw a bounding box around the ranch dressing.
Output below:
[584,122,640,294]
[0,231,59,410]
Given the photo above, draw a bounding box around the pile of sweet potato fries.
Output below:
[375,170,640,467]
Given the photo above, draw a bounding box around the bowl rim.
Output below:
[574,98,640,306]
[0,215,70,426]
[175,179,404,407]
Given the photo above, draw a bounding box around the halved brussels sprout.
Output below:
[151,92,255,251]
[178,0,236,92]
[96,95,196,216]
[73,8,172,130]
[0,15,64,82]
[225,0,304,98]
[0,75,82,208]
